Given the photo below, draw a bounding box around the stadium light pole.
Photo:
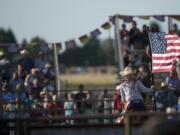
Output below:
[114,14,124,81]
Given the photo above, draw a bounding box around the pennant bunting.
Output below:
[172,16,180,21]
[153,16,165,22]
[0,43,20,57]
[139,16,150,20]
[109,15,116,24]
[79,35,89,44]
[65,40,76,49]
[7,44,19,53]
[119,16,133,23]
[101,22,111,30]
[38,43,48,53]
[90,29,101,38]
[55,42,62,50]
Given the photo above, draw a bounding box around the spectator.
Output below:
[24,68,41,94]
[0,58,12,83]
[165,70,180,98]
[9,71,24,92]
[64,93,76,124]
[42,63,55,88]
[1,83,15,103]
[139,24,149,49]
[16,63,27,81]
[128,20,140,50]
[137,64,152,88]
[74,84,86,114]
[47,94,63,117]
[120,23,129,50]
[112,85,122,114]
[165,70,180,91]
[133,54,142,67]
[14,83,29,118]
[84,90,94,115]
[19,49,34,73]
[34,51,49,71]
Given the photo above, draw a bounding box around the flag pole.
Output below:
[148,32,156,111]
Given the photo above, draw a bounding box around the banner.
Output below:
[101,22,111,30]
[172,16,180,21]
[139,16,150,20]
[119,16,133,23]
[79,35,89,44]
[90,29,101,38]
[65,40,76,49]
[153,16,165,22]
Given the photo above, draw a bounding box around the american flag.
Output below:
[149,32,180,73]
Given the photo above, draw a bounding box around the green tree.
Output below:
[60,37,117,66]
[27,36,47,54]
[0,28,17,43]
[98,39,115,65]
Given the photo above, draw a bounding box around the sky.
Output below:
[1,0,180,44]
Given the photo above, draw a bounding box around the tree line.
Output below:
[0,27,116,67]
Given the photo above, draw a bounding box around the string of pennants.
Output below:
[0,14,180,54]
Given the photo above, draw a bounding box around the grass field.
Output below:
[60,73,117,89]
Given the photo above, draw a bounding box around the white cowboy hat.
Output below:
[45,63,51,68]
[115,85,121,90]
[120,66,134,76]
[20,49,29,54]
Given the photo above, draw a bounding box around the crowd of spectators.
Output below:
[0,48,58,120]
[0,20,180,126]
[120,21,180,69]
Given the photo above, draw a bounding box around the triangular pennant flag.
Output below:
[101,22,111,30]
[153,16,165,22]
[172,16,180,21]
[79,35,89,44]
[120,16,133,23]
[7,44,19,53]
[39,43,49,53]
[55,42,62,50]
[65,40,76,49]
[139,16,150,20]
[109,15,116,24]
[90,29,101,38]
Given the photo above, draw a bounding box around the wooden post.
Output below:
[124,114,132,135]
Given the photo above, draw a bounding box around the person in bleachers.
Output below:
[137,64,152,88]
[34,51,49,71]
[165,70,180,98]
[64,93,76,124]
[74,84,86,114]
[18,49,34,73]
[24,68,41,94]
[9,71,24,92]
[16,63,27,81]
[128,20,140,50]
[120,23,129,50]
[112,85,122,114]
[139,24,149,49]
